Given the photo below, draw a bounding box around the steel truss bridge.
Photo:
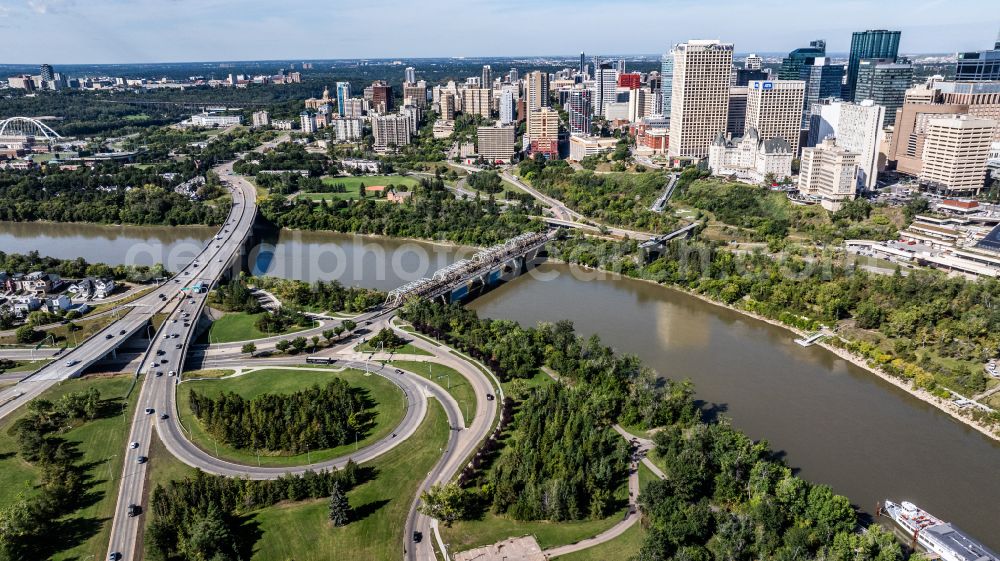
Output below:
[385,231,553,307]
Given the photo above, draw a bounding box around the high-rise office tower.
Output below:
[735,68,768,87]
[39,64,54,82]
[617,59,626,74]
[668,39,733,159]
[404,66,416,84]
[955,30,1000,81]
[660,52,674,121]
[800,58,846,127]
[580,52,586,77]
[371,80,392,113]
[526,71,550,111]
[846,30,901,101]
[807,99,885,190]
[746,80,806,156]
[509,67,519,83]
[778,40,826,81]
[335,82,352,116]
[727,87,748,136]
[461,88,492,118]
[499,86,516,125]
[744,54,763,71]
[594,61,619,117]
[919,116,995,193]
[482,65,493,90]
[854,59,913,125]
[567,89,593,135]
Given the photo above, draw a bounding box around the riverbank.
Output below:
[544,258,1000,443]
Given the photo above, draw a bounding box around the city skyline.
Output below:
[0,0,997,64]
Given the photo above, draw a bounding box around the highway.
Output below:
[106,155,260,561]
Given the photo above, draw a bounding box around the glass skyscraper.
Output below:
[335,82,351,116]
[846,30,900,101]
[777,40,826,81]
[854,59,912,125]
[660,52,673,122]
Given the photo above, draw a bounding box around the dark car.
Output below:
[160,413,169,420]
[175,343,182,349]
[119,329,126,335]
[486,394,495,401]
[127,503,142,517]
[156,350,165,356]
[105,333,113,339]
[136,456,147,464]
[412,531,423,543]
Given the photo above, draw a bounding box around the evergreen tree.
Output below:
[328,482,350,527]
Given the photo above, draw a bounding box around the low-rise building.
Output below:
[190,113,242,127]
[569,135,619,161]
[708,127,793,184]
[477,125,517,164]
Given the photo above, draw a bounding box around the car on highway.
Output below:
[395,369,403,374]
[163,334,171,339]
[127,503,142,517]
[144,408,154,414]
[486,394,495,401]
[171,319,177,323]
[160,413,169,420]
[172,333,179,338]
[175,343,182,349]
[105,333,113,339]
[136,456,147,464]
[161,358,169,364]
[64,360,79,367]
[156,349,165,355]
[108,552,121,561]
[168,371,177,377]
[129,441,139,449]
[119,329,126,335]
[155,371,163,377]
[412,531,422,542]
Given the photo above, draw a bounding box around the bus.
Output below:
[305,357,336,365]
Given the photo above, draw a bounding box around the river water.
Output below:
[2,222,997,547]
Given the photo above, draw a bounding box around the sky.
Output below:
[0,0,997,64]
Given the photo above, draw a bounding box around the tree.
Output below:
[241,343,257,357]
[418,483,469,526]
[328,482,350,527]
[342,320,357,333]
[15,326,41,345]
[291,336,308,353]
[275,339,291,353]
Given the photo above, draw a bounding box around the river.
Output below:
[470,263,1000,549]
[2,222,997,547]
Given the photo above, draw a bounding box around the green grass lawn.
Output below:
[553,522,645,560]
[176,368,406,467]
[204,311,314,344]
[391,360,477,427]
[441,507,629,553]
[0,374,139,560]
[246,399,449,561]
[182,368,235,380]
[2,359,51,373]
[299,175,420,201]
[0,313,118,347]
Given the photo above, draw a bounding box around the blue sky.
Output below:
[0,0,997,64]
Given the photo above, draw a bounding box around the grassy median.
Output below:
[391,360,476,427]
[176,367,406,467]
[248,398,449,561]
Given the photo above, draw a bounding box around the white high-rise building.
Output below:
[799,137,859,211]
[919,116,996,193]
[299,112,317,133]
[594,62,619,117]
[745,54,763,70]
[745,80,806,156]
[333,117,363,142]
[499,86,516,125]
[808,99,885,190]
[405,66,416,84]
[668,40,734,159]
[371,113,413,152]
[252,111,270,128]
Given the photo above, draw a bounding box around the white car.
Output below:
[168,371,177,377]
[64,360,79,367]
[129,441,139,449]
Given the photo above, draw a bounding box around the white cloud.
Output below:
[26,0,74,14]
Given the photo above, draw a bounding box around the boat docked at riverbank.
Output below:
[882,500,999,561]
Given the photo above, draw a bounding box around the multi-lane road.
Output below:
[106,157,259,560]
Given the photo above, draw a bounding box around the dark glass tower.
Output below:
[846,30,900,101]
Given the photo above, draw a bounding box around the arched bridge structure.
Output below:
[0,117,63,141]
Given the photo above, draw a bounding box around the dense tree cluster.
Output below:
[0,250,167,282]
[0,389,109,559]
[0,164,228,225]
[233,141,332,178]
[518,158,680,232]
[253,276,385,313]
[467,171,504,194]
[403,301,900,558]
[146,462,361,561]
[211,278,263,313]
[188,378,370,453]
[488,383,631,521]
[260,177,543,246]
[678,177,902,243]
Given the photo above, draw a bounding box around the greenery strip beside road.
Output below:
[392,360,474,426]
